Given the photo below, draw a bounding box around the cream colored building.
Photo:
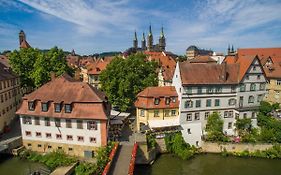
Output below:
[134,86,179,132]
[0,63,21,133]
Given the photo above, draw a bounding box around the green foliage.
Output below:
[259,101,273,115]
[235,118,258,143]
[75,162,98,175]
[221,145,281,159]
[9,47,74,88]
[99,53,158,111]
[164,132,199,160]
[147,134,157,149]
[205,112,228,142]
[19,150,77,170]
[177,55,187,62]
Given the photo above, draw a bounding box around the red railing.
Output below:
[128,143,138,175]
[102,142,119,175]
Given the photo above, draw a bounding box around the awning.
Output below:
[148,118,180,128]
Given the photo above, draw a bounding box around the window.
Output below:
[77,120,83,129]
[23,116,32,125]
[171,97,176,103]
[68,147,73,151]
[184,100,193,108]
[186,113,192,121]
[197,87,202,94]
[215,99,220,106]
[154,110,159,117]
[231,86,236,93]
[65,104,72,113]
[56,134,62,140]
[1,94,3,102]
[54,103,61,112]
[185,87,192,94]
[215,87,222,93]
[252,112,256,119]
[204,112,210,120]
[243,113,247,119]
[164,110,170,117]
[154,98,160,105]
[55,118,61,127]
[87,121,97,130]
[34,117,40,125]
[41,102,48,112]
[258,95,263,102]
[35,132,41,137]
[171,110,177,116]
[260,83,266,90]
[187,129,191,134]
[277,80,281,85]
[240,84,246,92]
[48,145,52,149]
[140,110,145,117]
[67,135,73,141]
[207,87,213,94]
[38,144,42,148]
[195,100,201,108]
[27,143,32,147]
[28,101,35,111]
[250,83,256,91]
[266,80,270,84]
[228,98,236,106]
[224,111,229,118]
[246,75,249,80]
[195,113,200,120]
[165,98,170,105]
[206,99,211,107]
[45,118,50,126]
[257,75,260,80]
[90,137,96,143]
[46,133,52,138]
[248,96,254,103]
[25,131,31,136]
[224,111,233,118]
[58,147,62,150]
[228,122,232,129]
[77,136,84,142]
[66,119,72,128]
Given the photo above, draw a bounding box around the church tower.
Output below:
[159,26,166,51]
[19,30,26,45]
[141,32,146,50]
[133,31,138,50]
[147,25,153,51]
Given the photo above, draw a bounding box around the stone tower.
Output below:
[159,26,166,51]
[133,31,138,50]
[19,30,26,45]
[147,25,153,51]
[141,32,146,50]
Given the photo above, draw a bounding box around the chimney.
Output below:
[50,72,56,80]
[220,62,227,81]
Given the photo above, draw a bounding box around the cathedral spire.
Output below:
[133,30,138,50]
[141,32,146,50]
[147,24,153,51]
[160,26,165,38]
[159,26,166,51]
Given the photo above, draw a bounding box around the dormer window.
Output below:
[154,98,160,105]
[172,97,176,103]
[28,101,35,111]
[41,102,48,112]
[165,97,171,105]
[65,104,72,113]
[54,103,61,113]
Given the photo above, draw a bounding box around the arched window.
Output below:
[250,83,256,91]
[248,96,254,103]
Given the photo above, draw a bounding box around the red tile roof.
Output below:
[135,86,179,109]
[0,62,17,81]
[0,55,10,68]
[144,51,176,81]
[87,57,114,75]
[236,48,281,79]
[188,55,217,63]
[179,62,240,85]
[16,74,109,120]
[20,40,31,49]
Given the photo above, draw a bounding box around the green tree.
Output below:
[205,112,226,141]
[99,53,158,111]
[9,47,73,88]
[259,101,273,115]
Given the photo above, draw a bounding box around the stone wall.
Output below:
[202,142,273,153]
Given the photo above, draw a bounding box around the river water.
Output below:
[134,154,281,175]
[0,155,49,175]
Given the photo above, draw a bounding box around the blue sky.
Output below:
[0,0,281,55]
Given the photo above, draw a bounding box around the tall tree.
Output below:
[99,53,158,111]
[9,46,73,88]
[205,112,225,141]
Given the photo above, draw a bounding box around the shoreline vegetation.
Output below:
[17,142,115,175]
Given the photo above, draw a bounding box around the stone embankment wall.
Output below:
[201,142,273,153]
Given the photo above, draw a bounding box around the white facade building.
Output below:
[172,55,266,146]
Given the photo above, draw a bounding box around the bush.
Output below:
[146,134,156,149]
[164,132,199,160]
[75,162,98,175]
